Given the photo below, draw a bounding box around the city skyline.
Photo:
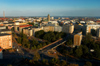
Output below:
[0,0,100,16]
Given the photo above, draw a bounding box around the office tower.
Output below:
[0,34,12,49]
[74,33,82,46]
[62,24,74,34]
[47,14,50,21]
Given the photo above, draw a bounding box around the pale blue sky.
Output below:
[0,0,100,16]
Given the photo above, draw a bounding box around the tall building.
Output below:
[47,14,50,21]
[97,28,100,37]
[62,24,74,34]
[74,33,82,46]
[0,34,12,49]
[3,11,5,18]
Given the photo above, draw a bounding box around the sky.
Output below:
[0,0,100,17]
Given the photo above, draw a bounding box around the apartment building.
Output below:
[43,26,54,32]
[0,34,12,49]
[62,24,74,34]
[74,33,82,46]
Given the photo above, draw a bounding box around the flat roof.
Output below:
[0,34,11,36]
[0,29,11,31]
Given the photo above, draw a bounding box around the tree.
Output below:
[7,64,12,66]
[82,33,92,45]
[60,60,67,66]
[17,37,22,44]
[66,39,73,46]
[35,30,45,38]
[82,45,89,55]
[75,47,83,57]
[33,52,40,61]
[68,63,79,66]
[84,61,92,66]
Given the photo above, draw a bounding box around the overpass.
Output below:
[39,39,66,52]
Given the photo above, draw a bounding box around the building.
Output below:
[32,27,43,36]
[85,24,100,34]
[97,28,100,37]
[43,26,54,32]
[47,14,50,21]
[0,34,12,49]
[19,25,33,33]
[0,29,12,34]
[74,33,82,46]
[0,26,6,30]
[0,49,3,59]
[62,24,74,34]
[54,26,62,32]
[48,21,59,26]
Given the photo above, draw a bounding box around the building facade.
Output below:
[62,24,74,34]
[85,25,100,34]
[0,34,12,49]
[97,28,100,37]
[54,26,62,32]
[43,26,54,32]
[74,33,82,46]
[47,14,50,21]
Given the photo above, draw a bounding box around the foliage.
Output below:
[35,31,66,42]
[84,61,92,66]
[33,52,41,61]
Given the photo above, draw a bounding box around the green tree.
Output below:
[60,60,67,66]
[84,61,92,66]
[75,47,83,57]
[17,37,22,44]
[7,64,12,66]
[66,39,73,46]
[82,45,89,54]
[33,52,40,61]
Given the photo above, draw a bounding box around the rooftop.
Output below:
[0,29,11,32]
[0,34,11,36]
[19,25,33,27]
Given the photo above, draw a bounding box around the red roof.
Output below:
[0,18,8,20]
[19,25,32,27]
[0,49,2,52]
[96,21,100,22]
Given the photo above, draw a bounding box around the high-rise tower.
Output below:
[47,14,50,21]
[3,11,5,18]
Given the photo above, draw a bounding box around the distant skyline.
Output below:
[0,0,100,17]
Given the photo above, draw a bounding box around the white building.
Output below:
[85,24,100,34]
[48,21,59,26]
[97,28,100,37]
[62,24,74,34]
[54,26,62,32]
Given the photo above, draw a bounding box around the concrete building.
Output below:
[32,27,43,36]
[0,49,3,59]
[43,26,54,32]
[0,26,6,30]
[48,21,59,26]
[54,26,62,32]
[62,24,74,34]
[85,24,100,34]
[74,33,82,46]
[0,29,12,34]
[0,34,12,49]
[19,25,33,33]
[47,14,50,21]
[97,28,100,37]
